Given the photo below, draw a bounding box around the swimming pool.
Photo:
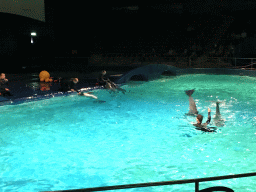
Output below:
[1,74,256,191]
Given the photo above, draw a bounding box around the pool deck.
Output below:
[0,68,131,105]
[1,65,256,105]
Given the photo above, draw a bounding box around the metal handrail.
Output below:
[44,172,256,192]
[230,62,256,69]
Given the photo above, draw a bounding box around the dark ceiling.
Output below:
[1,0,256,56]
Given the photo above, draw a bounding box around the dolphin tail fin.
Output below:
[185,89,195,97]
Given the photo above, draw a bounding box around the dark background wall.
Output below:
[2,0,256,73]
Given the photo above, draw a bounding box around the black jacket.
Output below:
[60,78,78,92]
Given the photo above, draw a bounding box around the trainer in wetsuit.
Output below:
[97,70,126,94]
[60,78,79,92]
[193,108,213,132]
[97,70,108,86]
[0,73,12,96]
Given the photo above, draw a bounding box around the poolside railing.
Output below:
[88,54,235,68]
[230,58,256,69]
[52,55,256,70]
[44,172,256,192]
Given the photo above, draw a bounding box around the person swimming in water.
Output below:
[185,89,215,132]
[193,107,211,127]
[194,108,216,132]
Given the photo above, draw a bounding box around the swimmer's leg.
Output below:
[83,92,98,99]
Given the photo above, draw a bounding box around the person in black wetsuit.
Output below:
[97,70,126,94]
[59,78,79,92]
[97,70,119,89]
[58,77,102,101]
[0,73,12,96]
[193,108,215,132]
[97,70,108,86]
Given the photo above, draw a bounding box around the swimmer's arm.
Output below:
[206,108,211,125]
[70,87,78,92]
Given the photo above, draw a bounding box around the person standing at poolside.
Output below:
[0,73,12,96]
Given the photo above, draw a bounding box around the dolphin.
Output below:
[185,89,198,115]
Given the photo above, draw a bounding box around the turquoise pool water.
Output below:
[1,74,256,191]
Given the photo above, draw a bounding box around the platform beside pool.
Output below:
[1,64,256,106]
